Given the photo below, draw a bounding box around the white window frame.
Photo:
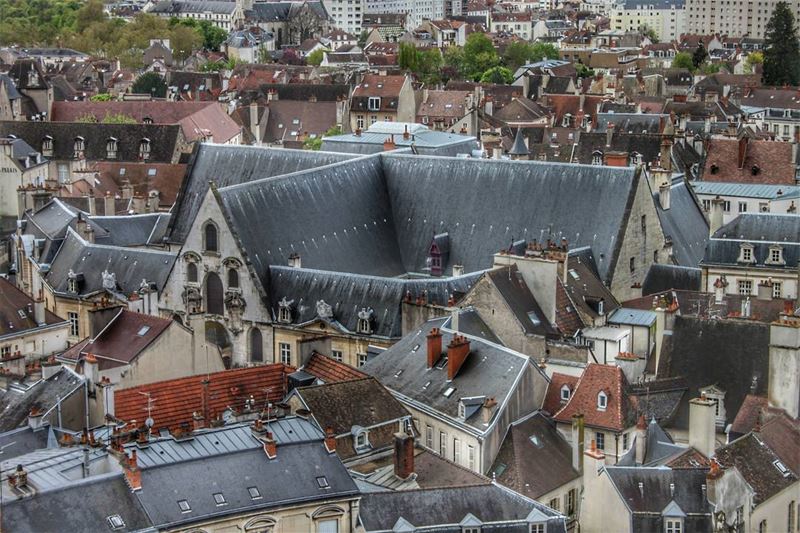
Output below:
[425,425,433,449]
[367,97,381,111]
[560,385,571,401]
[279,342,291,365]
[467,445,476,470]
[439,431,447,456]
[665,518,683,533]
[357,352,367,367]
[596,431,605,451]
[355,430,369,449]
[597,391,608,410]
[738,279,753,295]
[331,350,343,362]
[68,312,79,337]
[773,282,782,299]
[454,438,461,464]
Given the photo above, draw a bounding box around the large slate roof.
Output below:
[359,483,566,532]
[654,176,708,267]
[269,266,481,338]
[658,316,770,430]
[642,264,701,295]
[167,144,357,243]
[702,213,799,269]
[45,228,177,298]
[0,368,84,431]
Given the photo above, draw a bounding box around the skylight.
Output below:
[529,435,543,448]
[213,493,227,506]
[316,476,330,489]
[137,326,151,336]
[147,168,157,176]
[248,486,262,499]
[443,387,455,398]
[178,500,191,513]
[106,515,125,530]
[774,459,790,477]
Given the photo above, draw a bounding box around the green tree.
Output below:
[744,51,764,73]
[692,43,707,69]
[462,33,498,79]
[101,112,137,124]
[131,72,167,98]
[443,45,466,79]
[398,42,418,71]
[480,66,513,84]
[640,25,659,43]
[197,20,227,50]
[763,1,800,85]
[575,63,595,78]
[529,42,559,62]
[672,52,695,71]
[90,93,113,102]
[357,30,369,48]
[303,125,342,150]
[306,48,326,66]
[502,41,532,71]
[415,48,443,85]
[76,113,99,123]
[701,62,721,74]
[170,24,203,61]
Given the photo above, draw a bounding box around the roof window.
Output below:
[248,486,262,499]
[213,493,227,506]
[106,515,125,530]
[137,326,151,336]
[316,476,330,489]
[178,500,191,513]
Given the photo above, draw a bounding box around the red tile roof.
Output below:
[303,352,366,383]
[353,74,406,98]
[92,162,187,207]
[555,279,583,337]
[115,364,292,431]
[703,137,796,185]
[543,372,579,415]
[0,278,64,336]
[760,413,800,474]
[553,364,633,432]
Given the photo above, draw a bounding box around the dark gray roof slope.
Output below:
[168,143,357,243]
[361,318,531,433]
[488,266,557,336]
[605,467,712,532]
[45,229,176,298]
[0,121,182,163]
[220,155,404,278]
[595,113,667,134]
[382,154,640,282]
[135,442,358,527]
[269,266,481,338]
[0,368,84,431]
[659,316,769,430]
[86,213,171,247]
[1,475,152,533]
[0,426,53,462]
[642,264,701,295]
[654,177,708,267]
[359,483,566,532]
[703,214,799,268]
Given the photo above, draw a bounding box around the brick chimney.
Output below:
[383,135,396,151]
[263,431,277,459]
[606,122,614,147]
[393,431,415,479]
[324,426,336,453]
[403,125,410,140]
[583,438,605,478]
[28,406,44,429]
[75,213,94,243]
[122,450,142,491]
[446,335,470,380]
[737,136,748,169]
[604,152,628,167]
[427,327,442,368]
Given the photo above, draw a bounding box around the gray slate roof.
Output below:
[702,213,800,269]
[655,176,708,267]
[150,0,237,14]
[0,368,85,431]
[642,264,701,295]
[359,482,566,532]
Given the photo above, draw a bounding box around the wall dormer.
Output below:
[597,390,608,411]
[766,244,785,266]
[357,307,374,334]
[277,296,294,323]
[737,242,755,264]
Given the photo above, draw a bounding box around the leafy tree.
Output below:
[502,41,559,70]
[197,20,227,50]
[692,43,707,69]
[480,66,513,84]
[76,113,99,123]
[357,30,369,48]
[672,52,695,71]
[744,51,764,73]
[640,25,659,43]
[170,24,203,61]
[398,42,418,71]
[101,112,137,124]
[303,125,342,150]
[90,93,113,102]
[256,46,273,64]
[443,44,466,79]
[701,62,721,74]
[529,42,559,62]
[462,33,498,79]
[131,72,167,98]
[763,1,800,85]
[575,63,595,78]
[415,48,443,85]
[306,48,326,66]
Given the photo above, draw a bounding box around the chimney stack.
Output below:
[688,396,717,459]
[635,415,646,465]
[383,135,396,151]
[450,308,459,333]
[263,431,277,459]
[28,406,44,429]
[121,181,134,200]
[606,122,615,147]
[123,450,142,491]
[288,252,301,268]
[324,426,336,454]
[41,356,61,380]
[571,413,585,471]
[757,279,773,301]
[83,353,99,393]
[427,328,442,368]
[393,431,415,479]
[659,181,671,210]
[768,309,800,418]
[583,438,606,477]
[34,295,46,326]
[446,335,470,380]
[708,196,725,237]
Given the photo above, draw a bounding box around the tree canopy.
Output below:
[502,41,559,71]
[306,48,326,66]
[763,1,800,85]
[672,52,694,71]
[131,72,167,98]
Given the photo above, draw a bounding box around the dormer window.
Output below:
[357,307,374,334]
[139,138,151,160]
[68,277,78,293]
[592,150,603,166]
[562,113,572,127]
[560,384,571,402]
[106,137,118,159]
[767,245,784,265]
[42,136,53,156]
[73,136,85,159]
[458,401,466,419]
[143,116,153,125]
[597,391,608,411]
[278,296,294,324]
[355,430,369,450]
[738,243,755,264]
[368,97,381,110]
[700,385,727,427]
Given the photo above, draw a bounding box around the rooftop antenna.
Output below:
[137,391,156,431]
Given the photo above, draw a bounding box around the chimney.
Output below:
[757,279,773,301]
[288,253,301,268]
[121,181,133,200]
[709,196,725,236]
[659,182,671,210]
[606,122,614,147]
[41,356,61,380]
[147,190,159,213]
[250,101,260,143]
[383,135,396,151]
[481,397,497,424]
[263,431,277,459]
[84,353,99,394]
[660,137,673,171]
[75,214,94,243]
[123,450,142,491]
[104,192,115,216]
[451,264,464,277]
[403,125,410,140]
[583,438,606,477]
[737,136,748,169]
[324,426,336,453]
[28,406,44,429]
[768,309,800,418]
[393,431,415,479]
[86,189,96,216]
[571,413,585,471]
[484,95,493,116]
[446,335,470,380]
[450,308,459,333]
[688,396,717,459]
[34,296,46,326]
[635,414,646,465]
[426,327,442,368]
[192,412,205,431]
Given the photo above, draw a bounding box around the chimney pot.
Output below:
[324,426,336,453]
[393,431,415,479]
[426,328,442,368]
[446,335,470,380]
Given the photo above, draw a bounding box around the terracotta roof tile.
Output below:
[114,364,292,431]
[553,364,633,431]
[303,352,366,383]
[555,279,583,336]
[703,137,796,185]
[543,372,579,415]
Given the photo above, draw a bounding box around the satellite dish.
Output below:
[145,417,154,428]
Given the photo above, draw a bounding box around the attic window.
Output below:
[148,168,157,177]
[248,486,262,499]
[143,117,153,125]
[178,500,191,513]
[137,326,151,336]
[316,476,330,489]
[767,246,784,265]
[560,384,571,402]
[42,136,53,156]
[106,515,125,530]
[213,493,227,506]
[106,138,118,159]
[597,391,608,411]
[592,150,603,166]
[17,309,26,319]
[368,97,381,111]
[710,164,719,174]
[139,138,151,161]
[774,459,790,477]
[443,387,456,398]
[458,401,466,419]
[68,278,78,293]
[751,165,760,175]
[73,136,85,159]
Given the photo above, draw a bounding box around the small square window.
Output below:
[248,486,262,499]
[178,500,191,513]
[213,493,226,506]
[137,326,151,336]
[316,476,330,488]
[107,515,125,530]
[331,350,343,362]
